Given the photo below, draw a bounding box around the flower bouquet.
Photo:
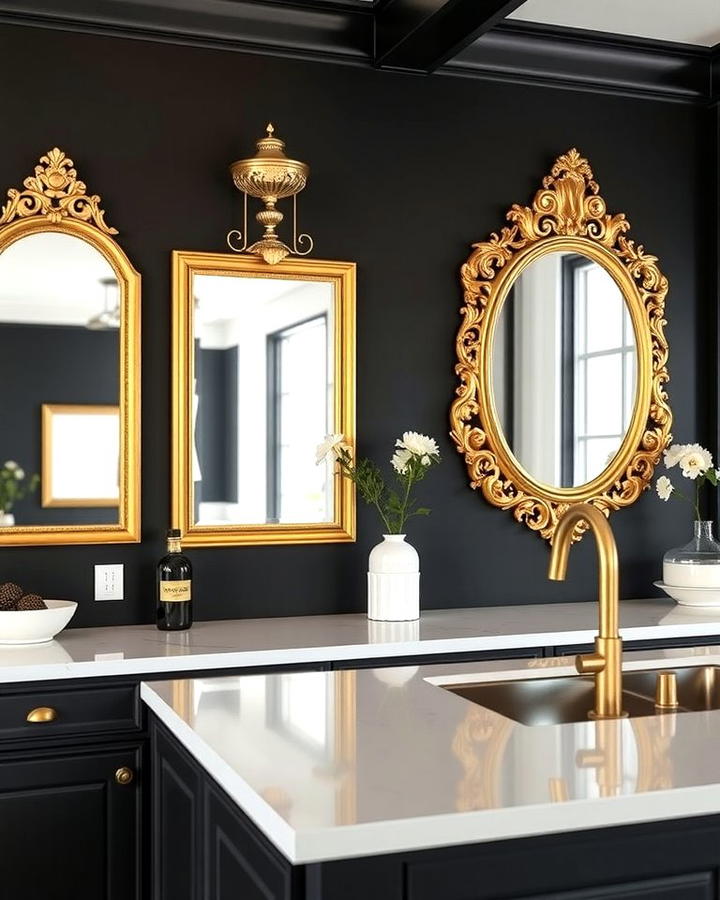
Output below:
[317,431,441,621]
[654,443,720,603]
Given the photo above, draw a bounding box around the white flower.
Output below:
[3,460,17,471]
[391,448,412,474]
[656,475,674,501]
[395,431,440,466]
[678,444,713,480]
[315,434,350,465]
[664,444,688,468]
[14,468,24,480]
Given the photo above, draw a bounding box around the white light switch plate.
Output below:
[94,564,124,601]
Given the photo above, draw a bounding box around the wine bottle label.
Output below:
[160,580,192,602]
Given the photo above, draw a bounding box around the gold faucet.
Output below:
[548,504,626,719]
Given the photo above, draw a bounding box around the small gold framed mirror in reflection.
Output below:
[172,251,356,546]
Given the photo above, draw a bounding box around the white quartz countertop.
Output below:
[143,646,720,863]
[2,598,720,682]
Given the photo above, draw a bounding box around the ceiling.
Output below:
[509,0,720,47]
[0,232,116,326]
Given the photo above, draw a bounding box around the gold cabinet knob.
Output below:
[26,706,57,723]
[115,766,134,786]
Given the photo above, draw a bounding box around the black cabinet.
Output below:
[0,742,143,900]
[152,712,720,900]
[152,719,203,900]
[151,717,296,900]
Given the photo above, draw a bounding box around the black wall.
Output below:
[0,323,118,524]
[0,23,710,627]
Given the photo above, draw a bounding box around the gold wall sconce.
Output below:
[227,123,314,265]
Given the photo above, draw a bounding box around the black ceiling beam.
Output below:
[450,21,712,105]
[0,0,373,65]
[0,1,713,104]
[374,0,526,73]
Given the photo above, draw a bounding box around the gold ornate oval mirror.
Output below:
[0,149,140,545]
[450,149,671,540]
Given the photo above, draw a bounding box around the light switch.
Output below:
[94,564,124,601]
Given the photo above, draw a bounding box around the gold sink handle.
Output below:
[655,671,679,710]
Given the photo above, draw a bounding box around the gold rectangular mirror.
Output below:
[172,252,355,546]
[0,148,140,546]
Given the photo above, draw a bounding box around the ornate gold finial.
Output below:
[0,148,117,234]
[227,123,313,264]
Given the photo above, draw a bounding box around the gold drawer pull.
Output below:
[115,766,134,786]
[26,706,57,724]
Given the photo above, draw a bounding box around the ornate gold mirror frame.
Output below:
[172,251,355,546]
[0,149,141,545]
[450,149,671,541]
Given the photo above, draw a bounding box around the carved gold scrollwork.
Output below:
[450,149,671,542]
[0,148,117,234]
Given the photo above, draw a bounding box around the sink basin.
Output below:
[440,666,720,726]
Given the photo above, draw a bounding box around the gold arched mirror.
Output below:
[0,149,140,545]
[450,149,671,541]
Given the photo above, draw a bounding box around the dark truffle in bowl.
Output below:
[0,583,24,610]
[17,594,47,611]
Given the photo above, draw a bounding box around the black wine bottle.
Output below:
[156,528,193,631]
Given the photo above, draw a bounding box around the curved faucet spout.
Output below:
[548,504,625,719]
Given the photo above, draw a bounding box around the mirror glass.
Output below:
[0,232,120,526]
[491,251,637,488]
[192,273,335,526]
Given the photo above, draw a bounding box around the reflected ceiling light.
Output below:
[86,276,120,330]
[227,123,313,265]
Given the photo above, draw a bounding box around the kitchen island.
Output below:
[144,646,720,899]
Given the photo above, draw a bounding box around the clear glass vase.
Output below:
[663,520,720,588]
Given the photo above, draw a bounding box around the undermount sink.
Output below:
[441,666,720,726]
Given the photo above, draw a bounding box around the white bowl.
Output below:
[654,580,720,609]
[0,599,77,644]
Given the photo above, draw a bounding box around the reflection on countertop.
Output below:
[143,647,720,863]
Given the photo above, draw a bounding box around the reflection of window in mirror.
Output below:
[192,275,334,527]
[561,256,636,486]
[493,250,636,490]
[267,314,331,523]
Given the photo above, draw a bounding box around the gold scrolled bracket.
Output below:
[450,148,671,542]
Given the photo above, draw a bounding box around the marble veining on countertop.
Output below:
[142,646,720,862]
[1,598,720,682]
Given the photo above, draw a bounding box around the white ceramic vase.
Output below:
[0,511,15,527]
[367,534,420,622]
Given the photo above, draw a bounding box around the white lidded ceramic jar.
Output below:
[367,534,420,621]
[663,520,720,588]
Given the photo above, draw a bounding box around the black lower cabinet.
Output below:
[152,716,298,900]
[152,713,720,900]
[0,742,143,900]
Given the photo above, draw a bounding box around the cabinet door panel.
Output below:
[0,745,141,900]
[507,872,713,899]
[204,781,293,900]
[152,722,203,900]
